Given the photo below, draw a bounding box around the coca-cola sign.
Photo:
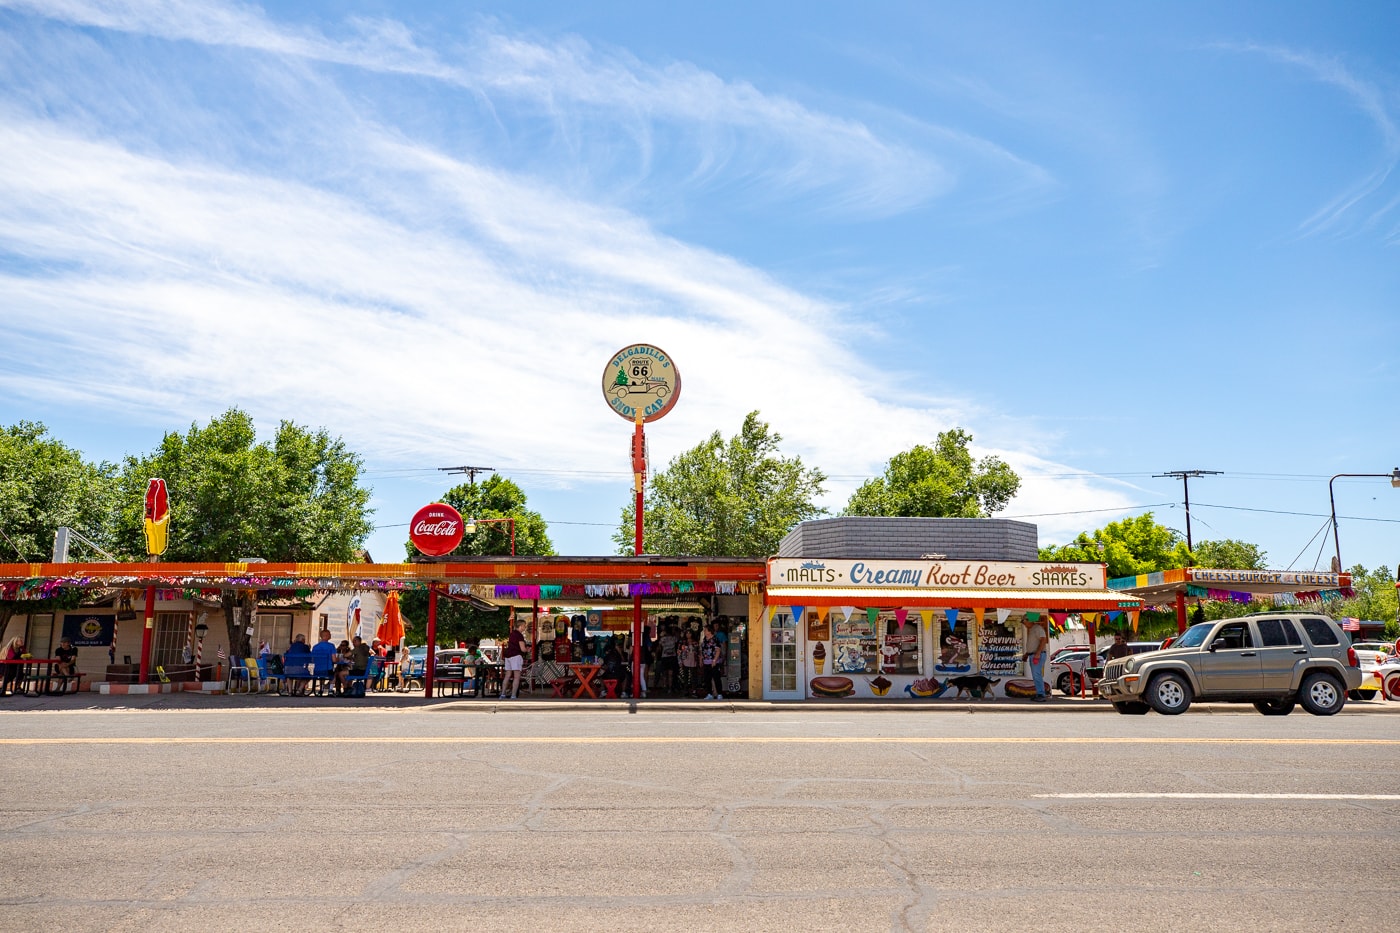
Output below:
[409,503,465,556]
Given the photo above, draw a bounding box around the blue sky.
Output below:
[1,1,1397,574]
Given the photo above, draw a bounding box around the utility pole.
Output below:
[1154,470,1222,554]
[439,465,495,485]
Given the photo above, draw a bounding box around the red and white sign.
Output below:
[409,503,464,556]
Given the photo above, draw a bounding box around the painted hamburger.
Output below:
[810,676,855,698]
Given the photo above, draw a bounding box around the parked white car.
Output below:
[1349,641,1391,700]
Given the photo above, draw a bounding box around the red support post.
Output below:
[1175,591,1188,635]
[632,416,645,700]
[424,584,438,698]
[138,585,155,684]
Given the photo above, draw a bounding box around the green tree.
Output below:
[1040,513,1192,579]
[399,475,553,645]
[1190,538,1268,570]
[0,422,117,639]
[845,428,1020,518]
[1042,514,1269,581]
[112,409,374,654]
[615,411,826,557]
[1322,564,1398,627]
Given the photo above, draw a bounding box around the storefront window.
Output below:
[880,617,920,674]
[833,613,879,674]
[977,613,1022,677]
[769,613,797,691]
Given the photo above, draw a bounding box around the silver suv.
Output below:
[1097,614,1362,716]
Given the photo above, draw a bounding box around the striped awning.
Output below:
[764,586,1142,610]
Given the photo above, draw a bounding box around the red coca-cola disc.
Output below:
[408,503,464,556]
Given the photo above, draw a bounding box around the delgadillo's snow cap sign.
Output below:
[409,502,465,557]
[603,344,681,422]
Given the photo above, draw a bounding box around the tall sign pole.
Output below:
[139,478,169,685]
[604,344,681,701]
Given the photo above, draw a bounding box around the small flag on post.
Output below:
[216,646,227,660]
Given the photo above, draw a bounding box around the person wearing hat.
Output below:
[54,637,79,677]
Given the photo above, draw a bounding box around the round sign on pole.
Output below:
[409,503,465,556]
[602,344,681,422]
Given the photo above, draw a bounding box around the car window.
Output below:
[1175,623,1214,648]
[1299,617,1339,646]
[1213,622,1253,650]
[1257,619,1301,647]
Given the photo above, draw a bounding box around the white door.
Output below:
[763,611,804,699]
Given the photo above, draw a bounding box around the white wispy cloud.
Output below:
[2,0,954,216]
[0,1,1139,548]
[1218,40,1400,240]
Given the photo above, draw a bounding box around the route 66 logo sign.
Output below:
[602,344,681,422]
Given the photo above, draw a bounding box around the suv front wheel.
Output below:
[1146,672,1193,715]
[1298,672,1345,716]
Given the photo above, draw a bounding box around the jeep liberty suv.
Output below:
[1096,613,1362,716]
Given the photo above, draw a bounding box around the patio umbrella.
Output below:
[377,592,406,647]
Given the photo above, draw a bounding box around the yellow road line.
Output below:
[0,736,1396,746]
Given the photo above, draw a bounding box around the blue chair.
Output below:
[311,653,335,696]
[256,657,283,694]
[281,658,312,696]
[345,657,381,698]
[226,658,251,694]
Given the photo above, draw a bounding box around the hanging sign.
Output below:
[409,503,465,556]
[603,344,681,422]
[144,478,170,557]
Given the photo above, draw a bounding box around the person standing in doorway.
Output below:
[1024,617,1049,701]
[700,624,724,700]
[499,625,526,699]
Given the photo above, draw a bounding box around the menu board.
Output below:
[833,617,878,674]
[880,622,920,674]
[977,617,1021,677]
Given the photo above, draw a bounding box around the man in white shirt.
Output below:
[1024,618,1049,701]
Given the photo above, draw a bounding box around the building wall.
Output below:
[777,517,1039,561]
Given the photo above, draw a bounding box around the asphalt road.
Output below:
[2,706,1396,932]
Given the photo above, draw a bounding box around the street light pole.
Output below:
[1328,469,1400,570]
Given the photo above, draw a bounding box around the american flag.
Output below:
[1342,618,1360,631]
[216,646,227,660]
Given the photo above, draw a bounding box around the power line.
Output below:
[439,465,495,484]
[1154,470,1222,552]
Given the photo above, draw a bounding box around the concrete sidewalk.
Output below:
[1,691,1397,714]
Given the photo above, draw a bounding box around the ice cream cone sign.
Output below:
[144,478,170,558]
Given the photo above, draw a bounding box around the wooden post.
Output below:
[138,585,155,684]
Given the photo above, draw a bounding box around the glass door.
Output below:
[764,611,804,699]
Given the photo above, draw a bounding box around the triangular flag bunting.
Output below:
[919,610,934,627]
[791,606,805,625]
[996,608,1011,626]
[894,609,908,630]
[1105,611,1122,622]
[944,609,960,626]
[1050,612,1069,625]
[972,608,985,627]
[1025,611,1040,622]
[838,606,854,623]
[866,607,880,626]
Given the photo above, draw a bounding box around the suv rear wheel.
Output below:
[1297,672,1345,716]
[1252,699,1294,716]
[1146,672,1193,715]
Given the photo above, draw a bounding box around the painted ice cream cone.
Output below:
[813,642,826,674]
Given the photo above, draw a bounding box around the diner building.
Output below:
[758,517,1143,700]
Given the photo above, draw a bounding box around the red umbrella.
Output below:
[377,592,406,646]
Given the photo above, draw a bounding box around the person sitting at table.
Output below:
[282,634,313,695]
[2,636,26,695]
[54,636,79,678]
[349,635,370,689]
[602,637,627,694]
[332,639,353,695]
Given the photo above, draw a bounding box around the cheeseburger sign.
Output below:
[409,503,465,557]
